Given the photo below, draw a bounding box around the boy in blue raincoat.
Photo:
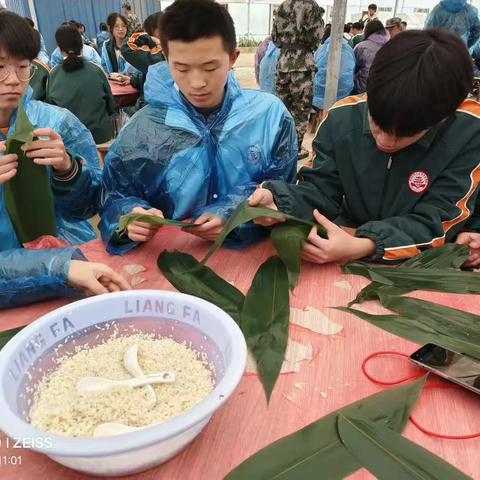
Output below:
[0,11,128,307]
[100,0,298,255]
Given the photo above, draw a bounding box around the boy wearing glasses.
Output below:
[0,10,129,307]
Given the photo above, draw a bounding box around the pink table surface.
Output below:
[1,228,479,480]
[108,81,139,97]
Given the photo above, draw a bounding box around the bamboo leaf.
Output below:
[241,256,290,402]
[225,377,426,480]
[3,102,56,243]
[199,201,324,267]
[400,244,469,270]
[337,414,471,480]
[270,222,311,290]
[0,326,24,351]
[116,213,197,238]
[157,251,244,324]
[336,306,480,359]
[347,245,471,306]
[343,262,480,295]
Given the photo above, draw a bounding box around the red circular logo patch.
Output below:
[408,171,429,194]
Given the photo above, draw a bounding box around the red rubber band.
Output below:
[361,351,480,440]
[361,351,424,386]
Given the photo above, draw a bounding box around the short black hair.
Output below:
[0,10,39,60]
[55,25,84,72]
[122,2,132,11]
[367,29,473,137]
[99,22,108,31]
[364,19,384,40]
[24,17,34,28]
[401,21,407,26]
[159,0,236,57]
[143,12,162,37]
[368,3,377,11]
[352,22,364,31]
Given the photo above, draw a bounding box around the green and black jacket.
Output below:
[265,96,480,262]
[46,61,115,144]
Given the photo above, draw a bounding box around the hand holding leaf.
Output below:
[127,206,164,243]
[302,210,376,264]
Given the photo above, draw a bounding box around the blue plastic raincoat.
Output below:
[101,40,137,75]
[0,87,101,251]
[313,38,355,110]
[425,0,480,48]
[50,45,102,69]
[99,62,298,255]
[259,41,280,94]
[0,248,85,309]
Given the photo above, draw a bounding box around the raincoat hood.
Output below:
[145,61,241,116]
[441,0,467,13]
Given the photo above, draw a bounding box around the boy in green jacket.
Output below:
[250,29,480,265]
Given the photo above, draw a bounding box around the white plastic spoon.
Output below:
[77,372,175,395]
[123,344,157,407]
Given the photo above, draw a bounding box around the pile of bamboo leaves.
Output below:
[226,377,471,479]
[155,201,325,401]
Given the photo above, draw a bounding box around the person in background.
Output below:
[401,21,407,31]
[101,13,141,88]
[344,23,353,41]
[121,11,165,76]
[23,17,49,65]
[353,20,389,93]
[312,36,355,111]
[99,0,297,255]
[122,2,142,36]
[78,23,95,48]
[321,24,331,44]
[50,21,102,69]
[425,0,480,48]
[255,35,271,85]
[23,20,50,101]
[272,0,324,160]
[0,11,127,307]
[360,3,378,26]
[30,56,50,101]
[96,23,110,53]
[250,29,480,266]
[385,17,403,40]
[349,22,365,48]
[46,25,115,144]
[258,40,280,94]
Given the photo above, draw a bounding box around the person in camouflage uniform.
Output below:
[272,0,323,158]
[122,2,142,36]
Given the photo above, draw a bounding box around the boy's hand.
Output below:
[248,188,284,227]
[302,210,376,264]
[456,232,480,267]
[24,128,72,173]
[0,141,18,184]
[127,206,164,243]
[186,213,224,241]
[68,260,131,296]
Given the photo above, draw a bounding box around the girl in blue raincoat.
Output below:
[0,11,128,308]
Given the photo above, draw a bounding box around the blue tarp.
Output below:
[5,0,161,54]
